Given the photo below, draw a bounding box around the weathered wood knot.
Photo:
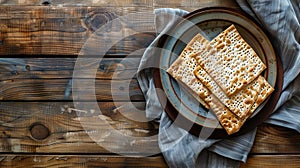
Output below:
[30,123,50,140]
[41,0,51,6]
[25,65,30,71]
[84,12,118,32]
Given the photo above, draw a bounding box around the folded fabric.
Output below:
[137,0,300,167]
[236,0,300,133]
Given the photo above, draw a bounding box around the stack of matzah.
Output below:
[167,25,274,135]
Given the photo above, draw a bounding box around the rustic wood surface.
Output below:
[0,0,298,167]
[0,155,168,168]
[0,58,141,79]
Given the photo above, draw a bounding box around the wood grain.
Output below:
[0,102,299,154]
[0,0,153,7]
[240,155,300,168]
[0,154,298,168]
[251,124,300,154]
[154,0,240,11]
[0,102,159,154]
[0,1,240,56]
[0,155,167,168]
[0,58,140,79]
[0,0,237,8]
[0,6,155,55]
[0,78,143,101]
[0,57,145,101]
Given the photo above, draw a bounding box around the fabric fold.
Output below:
[236,0,300,133]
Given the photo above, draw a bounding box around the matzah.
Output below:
[179,67,245,135]
[193,82,245,135]
[194,66,261,119]
[167,33,246,135]
[167,34,210,109]
[207,94,245,135]
[167,56,209,109]
[194,25,266,96]
[174,64,245,134]
[245,75,275,118]
[208,76,273,134]
[166,27,274,135]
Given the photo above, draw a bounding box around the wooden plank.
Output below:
[0,6,156,55]
[0,58,140,79]
[0,0,237,8]
[0,102,159,154]
[153,0,240,11]
[0,57,144,101]
[251,124,300,154]
[240,155,300,168]
[0,0,240,56]
[0,78,143,101]
[0,0,153,7]
[0,154,298,168]
[0,6,154,20]
[0,155,167,168]
[0,102,299,154]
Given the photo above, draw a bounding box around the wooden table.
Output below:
[0,0,299,167]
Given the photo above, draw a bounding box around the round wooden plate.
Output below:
[153,7,283,139]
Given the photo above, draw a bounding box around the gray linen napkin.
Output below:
[236,0,300,133]
[138,1,300,167]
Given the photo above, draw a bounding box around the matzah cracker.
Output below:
[210,75,274,134]
[177,68,244,135]
[207,94,245,135]
[194,66,261,119]
[194,25,266,96]
[167,34,210,109]
[167,35,244,134]
[167,56,208,109]
[180,68,245,134]
[166,30,274,135]
[194,84,245,135]
[167,33,246,134]
[245,76,275,118]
